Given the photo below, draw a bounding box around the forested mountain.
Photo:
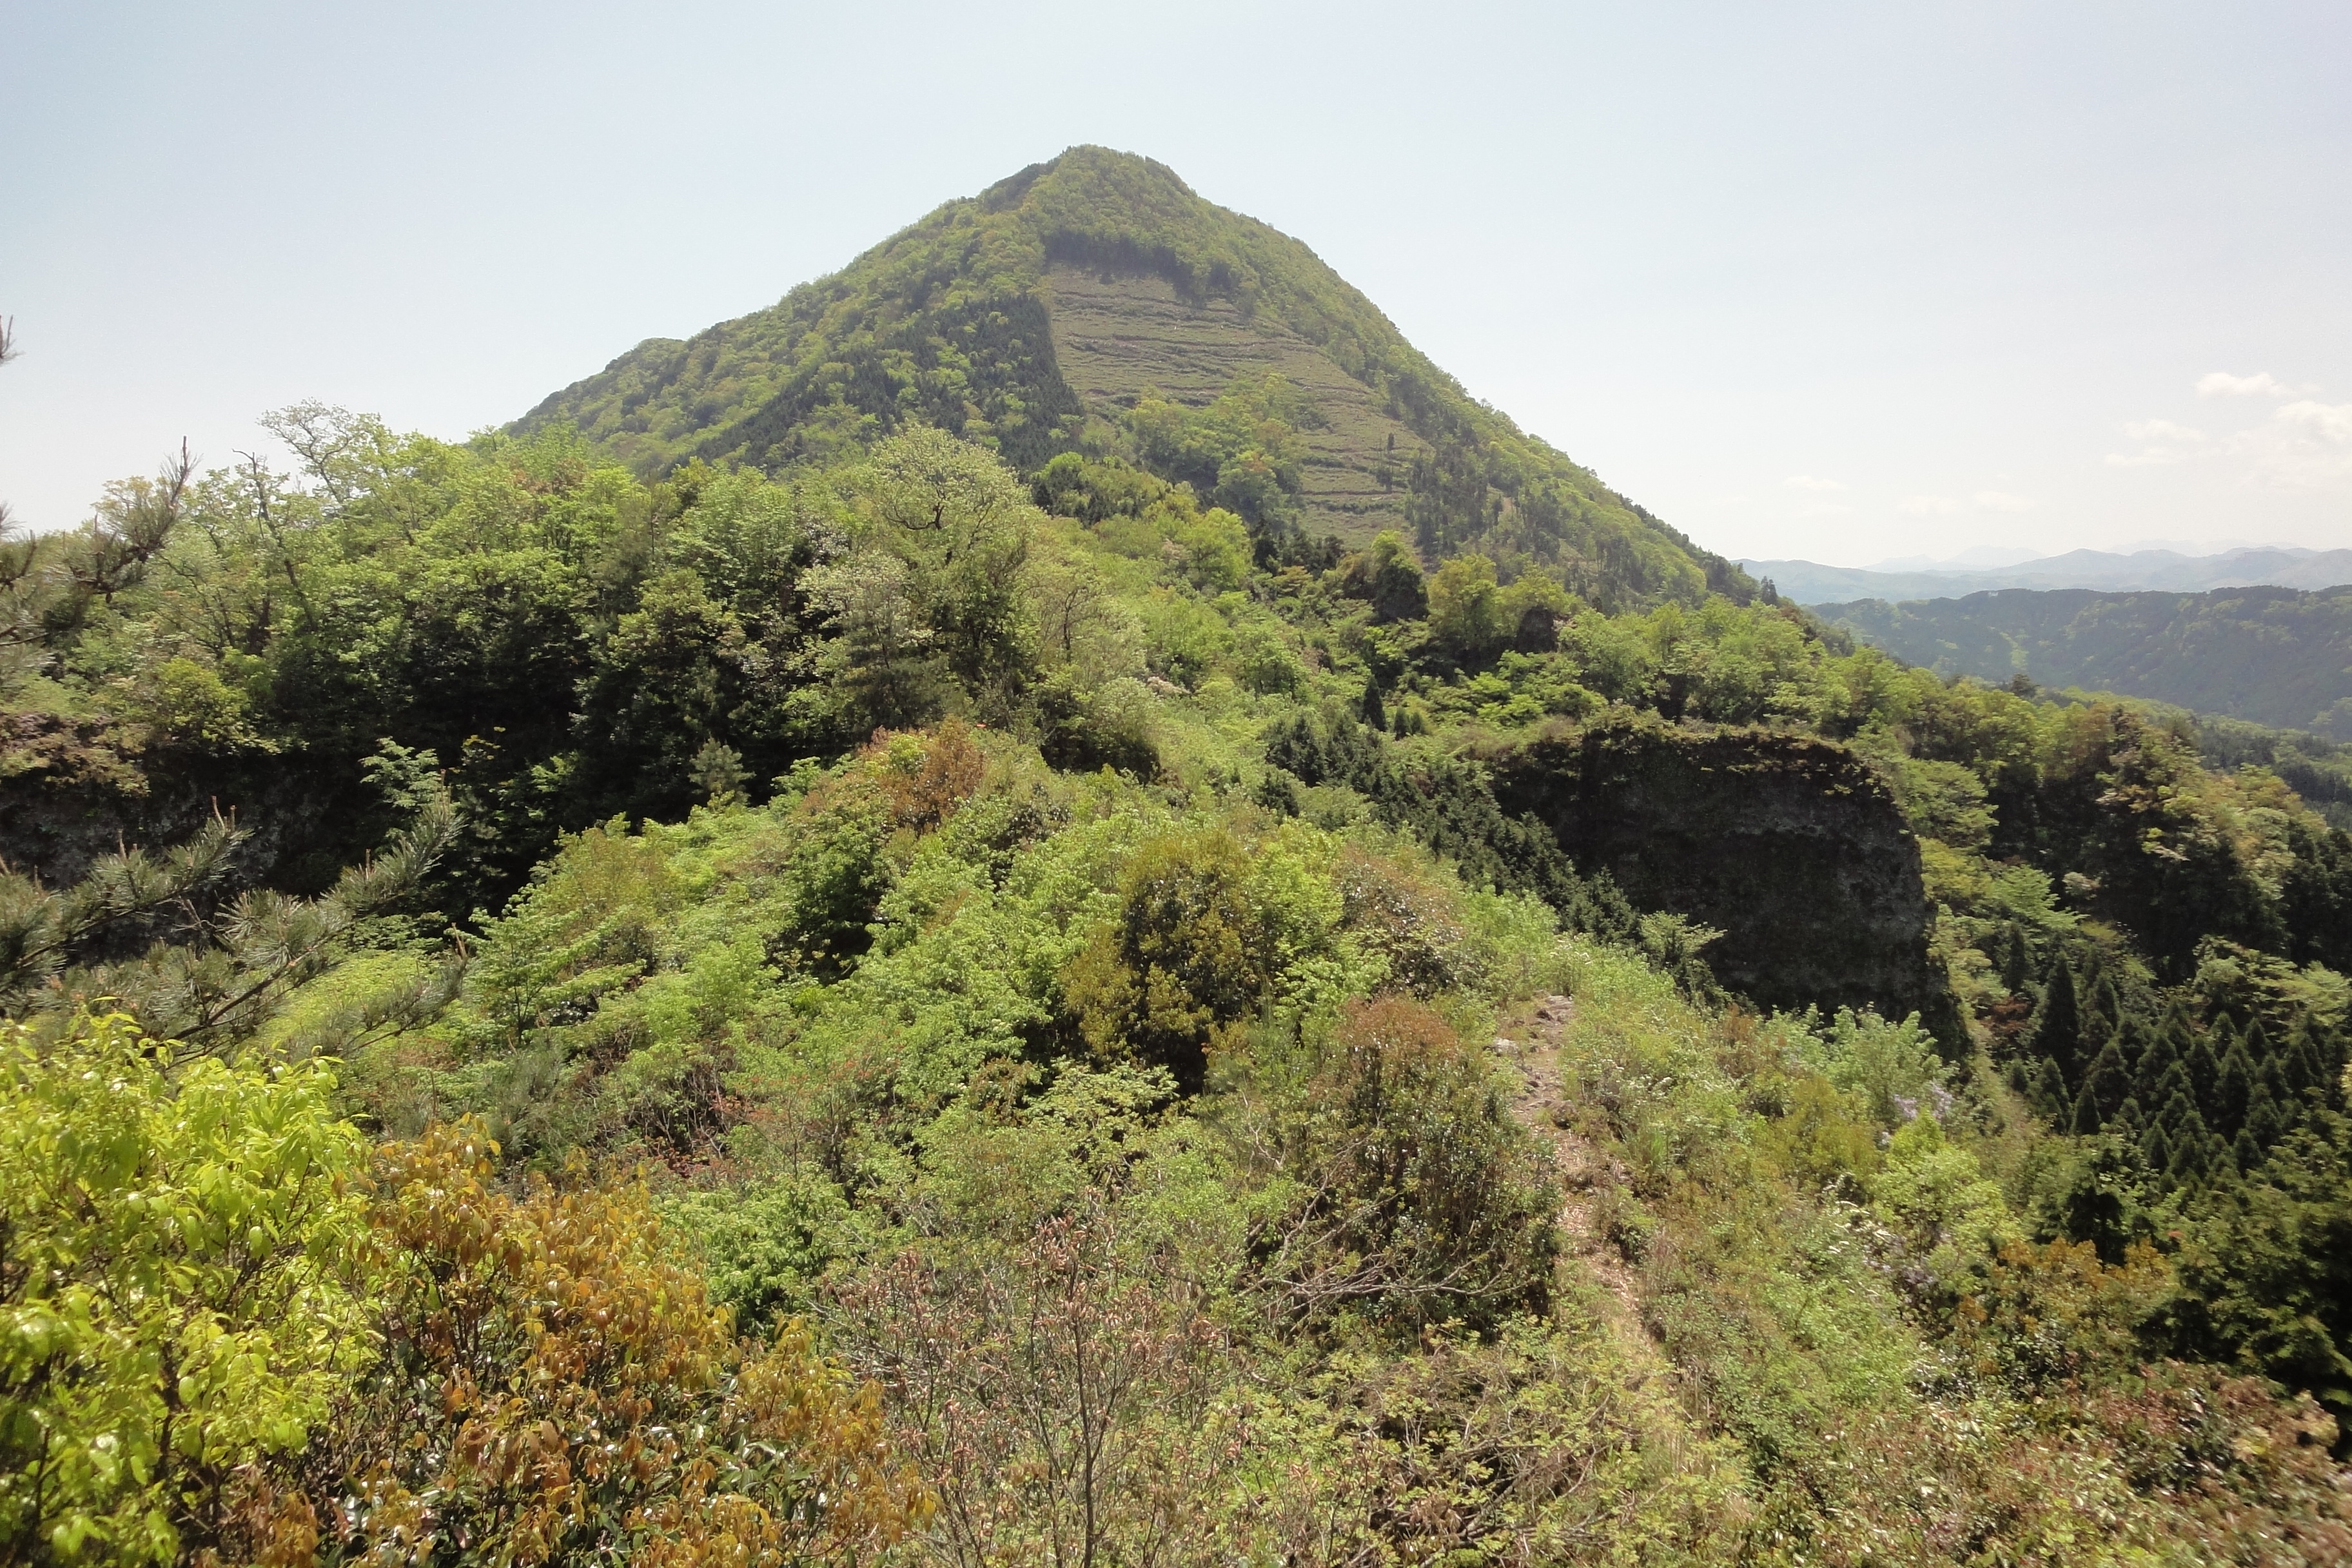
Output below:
[8,164,2352,1564]
[516,146,1751,609]
[1747,544,2352,604]
[1823,584,2352,735]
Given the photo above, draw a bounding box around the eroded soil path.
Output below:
[1495,995,1658,1349]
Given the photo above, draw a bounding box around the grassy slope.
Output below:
[512,146,1739,605]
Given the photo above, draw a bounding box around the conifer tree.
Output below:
[2113,1014,2149,1076]
[2146,1058,2193,1124]
[2168,1112,2213,1181]
[2247,1057,2291,1150]
[2072,1036,2130,1133]
[1998,923,2030,995]
[2031,965,2084,1090]
[2286,1017,2329,1093]
[2215,1041,2256,1137]
[2086,972,2124,1041]
[2184,1030,2221,1104]
[2133,1021,2179,1100]
[2157,1088,2197,1138]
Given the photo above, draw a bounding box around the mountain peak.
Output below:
[514,152,1749,608]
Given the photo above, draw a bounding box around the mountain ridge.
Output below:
[1745,545,2352,603]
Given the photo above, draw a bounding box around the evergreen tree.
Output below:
[2004,1059,2035,1103]
[2112,1094,2144,1132]
[1997,923,2030,995]
[2086,972,2124,1042]
[2031,965,2084,1090]
[2168,1111,2213,1182]
[2146,1059,2193,1122]
[2184,1029,2221,1104]
[2210,1133,2240,1180]
[2113,1014,2150,1076]
[2246,1059,2291,1150]
[2286,1017,2328,1093]
[1360,672,1386,732]
[2233,1126,2263,1173]
[2073,1036,2130,1132]
[2215,1041,2256,1137]
[2157,1088,2197,1137]
[2133,1021,2179,1100]
[2141,1121,2171,1175]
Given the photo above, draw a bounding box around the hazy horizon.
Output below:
[1758,539,2351,573]
[4,2,2347,565]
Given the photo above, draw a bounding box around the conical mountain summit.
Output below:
[516,146,1751,609]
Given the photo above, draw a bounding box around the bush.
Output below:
[0,1014,373,1565]
[1251,995,1556,1331]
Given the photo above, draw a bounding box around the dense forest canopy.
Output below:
[7,156,2352,1561]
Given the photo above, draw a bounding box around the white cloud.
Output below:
[2230,399,2352,489]
[1971,491,2034,513]
[1898,495,1966,516]
[2105,418,2209,467]
[2197,370,2306,398]
[1784,474,1845,491]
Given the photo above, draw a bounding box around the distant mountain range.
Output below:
[1740,546,2352,603]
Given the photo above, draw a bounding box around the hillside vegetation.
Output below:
[1825,585,2352,736]
[514,146,1750,608]
[6,400,2352,1563]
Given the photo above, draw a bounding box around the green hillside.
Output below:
[514,146,1746,609]
[12,171,2352,1560]
[1823,585,2352,735]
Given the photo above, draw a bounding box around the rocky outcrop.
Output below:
[1490,719,1955,1038]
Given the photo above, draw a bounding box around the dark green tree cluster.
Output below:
[1999,934,2349,1186]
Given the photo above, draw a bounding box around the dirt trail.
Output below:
[1496,995,1654,1337]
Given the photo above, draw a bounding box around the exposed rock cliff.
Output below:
[1491,720,1955,1037]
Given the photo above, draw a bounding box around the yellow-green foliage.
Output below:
[0,1014,374,1564]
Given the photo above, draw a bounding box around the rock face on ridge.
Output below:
[1491,721,1955,1036]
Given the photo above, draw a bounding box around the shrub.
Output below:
[0,1014,373,1565]
[1252,995,1556,1331]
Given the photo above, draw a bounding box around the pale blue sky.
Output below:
[3,1,2346,565]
